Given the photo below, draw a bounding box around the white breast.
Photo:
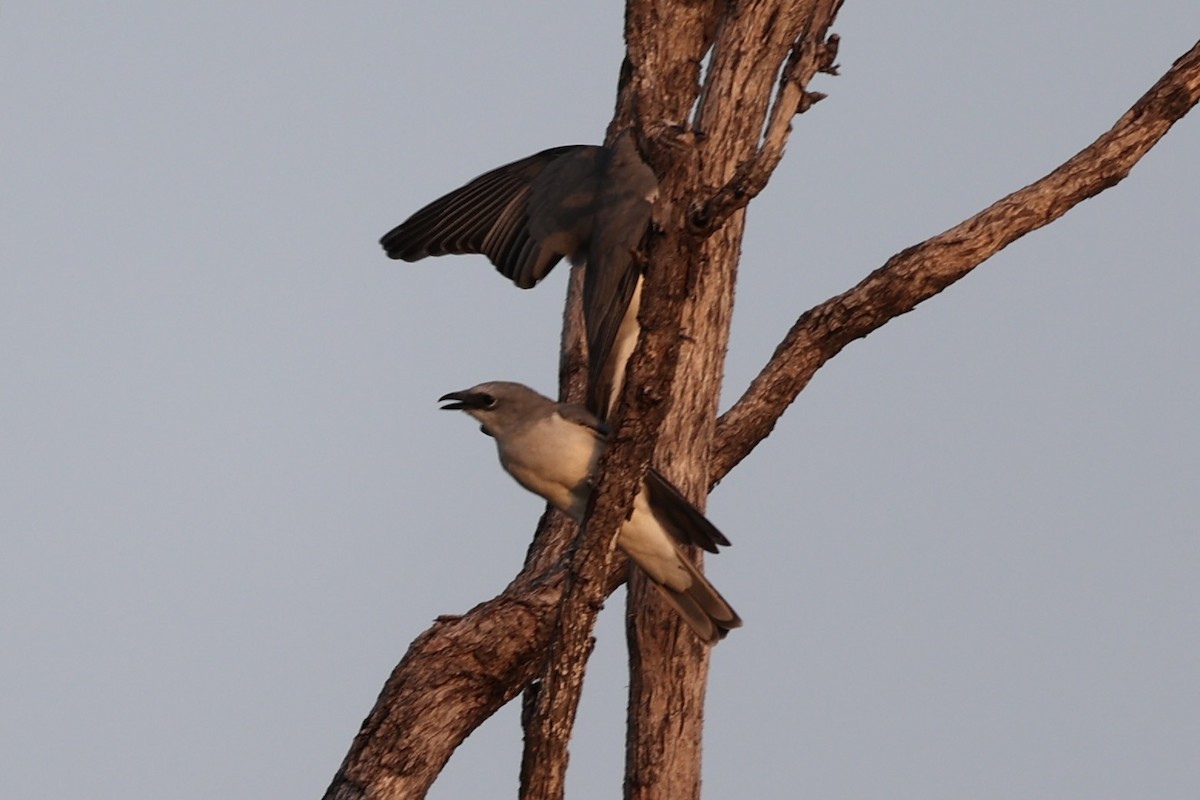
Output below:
[496,413,601,520]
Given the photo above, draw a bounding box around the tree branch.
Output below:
[712,38,1200,483]
[517,4,728,797]
[326,266,609,800]
[693,1,842,235]
[323,508,629,800]
[516,129,704,800]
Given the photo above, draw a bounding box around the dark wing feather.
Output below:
[582,134,657,416]
[380,145,591,288]
[584,252,643,416]
[644,469,731,553]
[416,171,529,257]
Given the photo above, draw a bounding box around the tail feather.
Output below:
[650,553,742,645]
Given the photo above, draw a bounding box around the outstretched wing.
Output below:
[380,144,598,288]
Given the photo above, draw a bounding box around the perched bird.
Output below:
[438,381,741,644]
[383,133,657,419]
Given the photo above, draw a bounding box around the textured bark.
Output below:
[619,5,844,799]
[322,13,1200,800]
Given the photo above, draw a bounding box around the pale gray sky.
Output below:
[3,3,1198,798]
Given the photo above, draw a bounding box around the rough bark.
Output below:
[620,5,844,799]
[321,16,1200,800]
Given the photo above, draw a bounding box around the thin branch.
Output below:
[692,0,843,234]
[711,39,1200,483]
[518,2,729,794]
[516,138,702,800]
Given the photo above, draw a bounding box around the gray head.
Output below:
[438,381,556,438]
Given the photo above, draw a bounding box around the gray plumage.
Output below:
[438,381,741,644]
[383,134,657,419]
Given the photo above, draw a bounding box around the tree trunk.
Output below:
[616,4,842,797]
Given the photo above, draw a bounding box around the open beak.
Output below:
[438,390,491,411]
[438,391,469,411]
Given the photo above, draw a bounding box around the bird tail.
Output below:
[649,554,742,645]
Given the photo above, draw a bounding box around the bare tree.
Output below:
[324,2,1200,798]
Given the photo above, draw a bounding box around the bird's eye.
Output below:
[480,394,497,409]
